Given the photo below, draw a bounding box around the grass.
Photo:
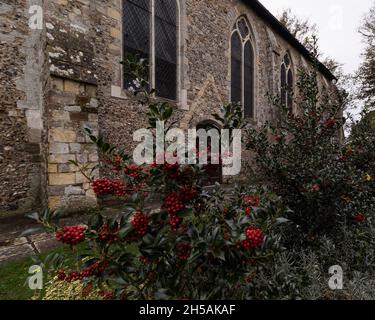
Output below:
[0,245,82,300]
[0,243,140,300]
[0,256,36,300]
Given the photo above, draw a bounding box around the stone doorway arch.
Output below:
[196,121,222,185]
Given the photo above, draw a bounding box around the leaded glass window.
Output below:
[244,41,254,118]
[231,32,242,106]
[280,53,294,109]
[231,17,255,118]
[123,0,178,100]
[123,0,150,88]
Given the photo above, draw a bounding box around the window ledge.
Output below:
[111,85,129,100]
[111,85,189,110]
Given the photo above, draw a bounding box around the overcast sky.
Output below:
[260,0,374,75]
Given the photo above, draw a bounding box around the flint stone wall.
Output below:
[0,0,336,215]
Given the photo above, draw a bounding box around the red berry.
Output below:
[312,184,321,193]
[139,256,150,265]
[92,179,128,197]
[56,226,86,246]
[354,213,366,223]
[131,212,149,238]
[176,243,192,261]
[148,271,157,280]
[243,196,260,208]
[169,216,182,231]
[243,227,264,251]
[57,270,66,281]
[99,224,119,243]
[162,187,197,217]
[164,163,180,179]
[245,207,252,216]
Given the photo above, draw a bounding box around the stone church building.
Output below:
[0,0,336,216]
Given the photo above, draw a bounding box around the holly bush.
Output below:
[27,55,374,300]
[348,110,375,175]
[245,66,374,243]
[27,55,291,300]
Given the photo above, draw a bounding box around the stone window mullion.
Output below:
[241,41,246,110]
[150,0,156,93]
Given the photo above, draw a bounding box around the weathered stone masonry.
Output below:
[0,0,336,215]
[0,0,47,215]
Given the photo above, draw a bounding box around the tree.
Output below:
[278,8,352,117]
[278,8,318,54]
[278,9,343,79]
[357,2,375,110]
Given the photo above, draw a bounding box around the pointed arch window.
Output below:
[231,17,255,118]
[281,53,293,109]
[123,0,178,100]
[196,122,222,185]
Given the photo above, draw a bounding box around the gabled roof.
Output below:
[243,0,337,81]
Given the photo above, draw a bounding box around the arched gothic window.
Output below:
[280,53,293,109]
[231,17,255,118]
[123,0,178,100]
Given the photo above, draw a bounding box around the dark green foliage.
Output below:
[25,54,374,300]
